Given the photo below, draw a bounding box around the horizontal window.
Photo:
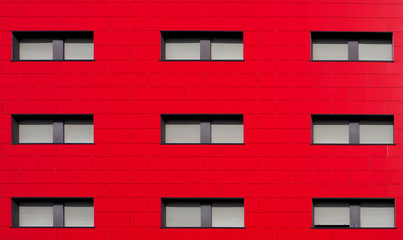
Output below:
[312,115,393,145]
[12,114,93,144]
[12,198,94,228]
[313,199,395,228]
[161,31,243,61]
[311,32,392,61]
[161,114,243,144]
[12,31,94,61]
[161,198,244,228]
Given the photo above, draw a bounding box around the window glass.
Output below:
[165,38,200,60]
[312,39,348,60]
[359,39,392,61]
[166,202,201,227]
[211,120,243,143]
[19,120,53,143]
[64,120,94,143]
[19,39,53,60]
[165,120,201,143]
[313,120,349,144]
[64,38,94,60]
[314,202,350,226]
[19,203,53,227]
[212,202,244,227]
[359,120,393,144]
[360,202,395,228]
[64,202,94,227]
[211,38,243,60]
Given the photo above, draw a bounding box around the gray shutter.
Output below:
[313,120,349,144]
[19,39,53,60]
[165,38,200,60]
[64,120,94,143]
[212,202,244,227]
[19,120,53,143]
[359,120,394,144]
[314,202,350,226]
[312,39,348,60]
[64,38,94,60]
[211,120,243,143]
[359,39,392,61]
[360,202,395,228]
[64,202,94,227]
[19,202,53,227]
[211,38,243,60]
[165,120,200,143]
[165,202,201,227]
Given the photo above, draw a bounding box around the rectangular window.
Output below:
[12,198,94,228]
[313,199,395,229]
[12,114,94,144]
[162,198,244,228]
[161,31,243,61]
[311,32,392,61]
[12,31,94,61]
[161,114,243,144]
[312,115,393,145]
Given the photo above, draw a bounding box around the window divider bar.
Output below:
[348,40,359,61]
[53,120,64,143]
[200,120,211,144]
[349,121,360,144]
[53,39,64,60]
[350,203,360,228]
[201,203,212,227]
[53,203,64,227]
[200,39,211,60]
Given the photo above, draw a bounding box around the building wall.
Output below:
[1,0,403,239]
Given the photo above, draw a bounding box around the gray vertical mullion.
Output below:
[12,200,19,227]
[349,121,360,144]
[12,117,19,144]
[53,39,64,60]
[12,34,20,60]
[350,203,360,228]
[53,120,64,143]
[348,40,359,61]
[161,117,166,143]
[200,39,211,60]
[161,201,166,227]
[201,203,212,228]
[53,203,64,227]
[161,34,166,60]
[200,120,211,144]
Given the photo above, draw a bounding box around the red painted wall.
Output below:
[1,0,403,239]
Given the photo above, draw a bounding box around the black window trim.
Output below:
[310,31,394,62]
[12,31,95,62]
[11,114,94,145]
[11,197,94,228]
[161,198,245,229]
[311,114,395,145]
[160,31,244,62]
[160,114,244,145]
[312,198,396,229]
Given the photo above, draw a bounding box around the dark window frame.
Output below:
[12,31,94,61]
[310,31,394,62]
[160,31,244,61]
[161,198,245,229]
[11,197,94,228]
[311,114,394,145]
[312,198,395,229]
[160,114,244,145]
[11,114,94,144]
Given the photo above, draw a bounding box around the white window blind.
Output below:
[19,120,53,143]
[314,202,350,226]
[212,202,244,227]
[359,39,392,61]
[211,120,243,143]
[313,120,349,144]
[165,120,200,143]
[64,38,94,60]
[19,203,53,227]
[211,38,243,60]
[360,202,395,228]
[359,120,393,144]
[64,120,94,143]
[64,202,94,227]
[165,38,200,60]
[312,39,348,60]
[19,39,53,60]
[166,202,201,227]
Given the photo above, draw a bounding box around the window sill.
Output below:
[310,60,394,63]
[161,227,245,229]
[11,60,95,62]
[160,143,245,145]
[311,143,395,145]
[11,143,95,145]
[160,59,244,62]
